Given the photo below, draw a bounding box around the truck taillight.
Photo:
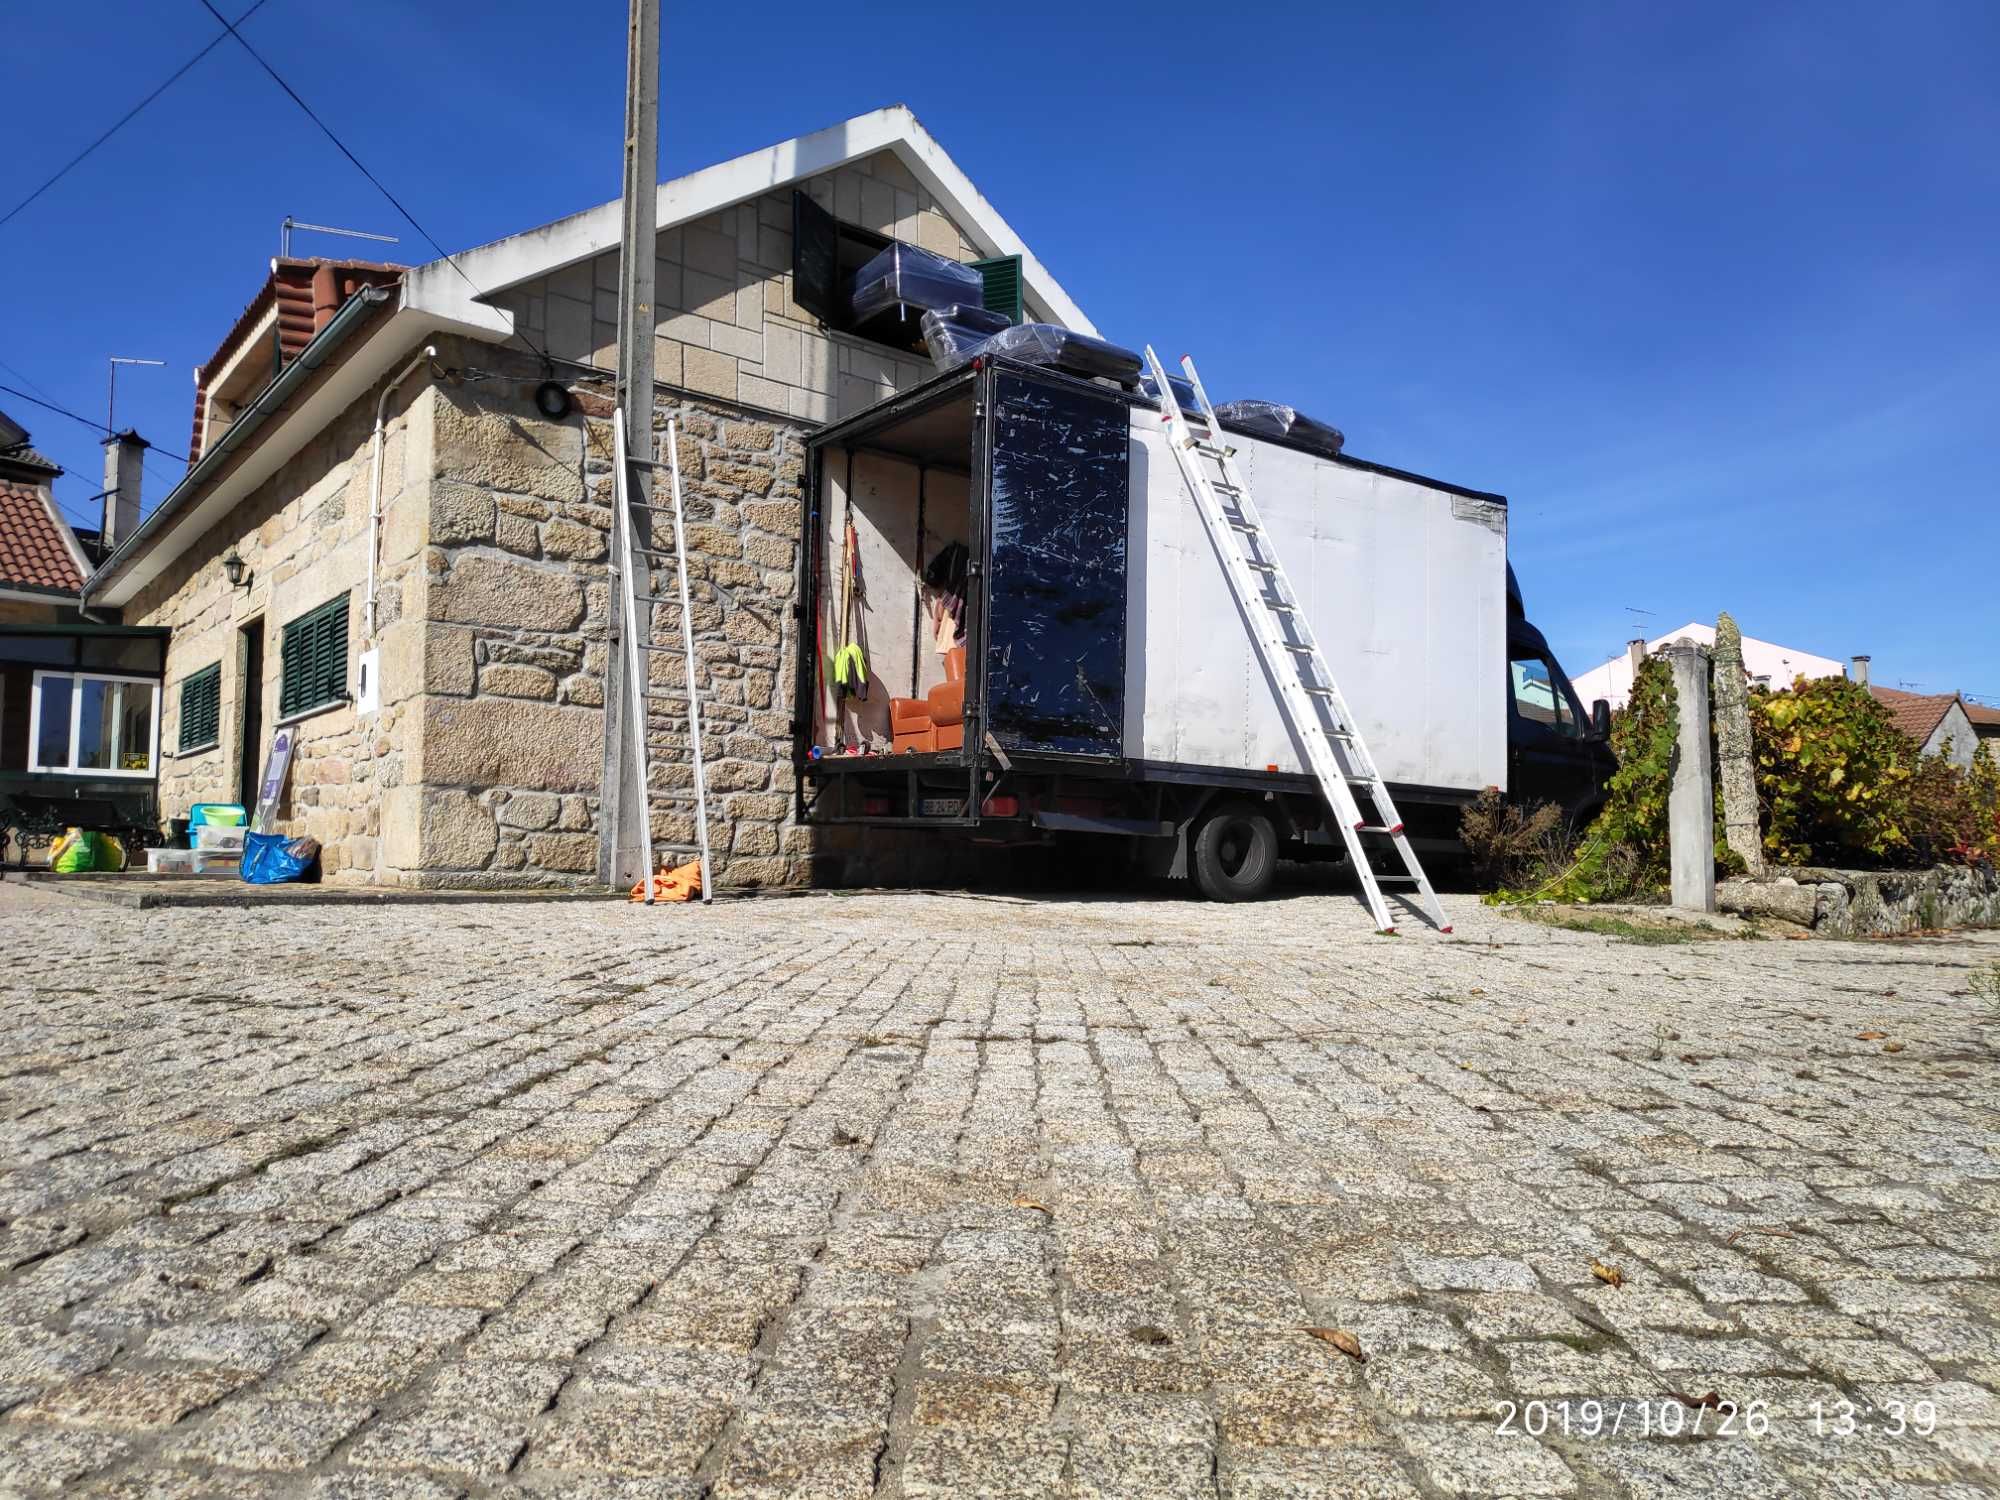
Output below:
[982,794,1019,817]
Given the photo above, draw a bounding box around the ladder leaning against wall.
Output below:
[611,409,716,904]
[1143,347,1449,935]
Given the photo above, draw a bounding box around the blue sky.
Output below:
[5,1,1995,701]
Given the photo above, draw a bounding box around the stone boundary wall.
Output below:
[1719,863,2000,935]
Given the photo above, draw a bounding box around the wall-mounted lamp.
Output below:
[222,549,250,588]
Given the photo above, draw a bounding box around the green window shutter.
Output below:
[178,664,221,752]
[972,256,1024,323]
[280,594,349,718]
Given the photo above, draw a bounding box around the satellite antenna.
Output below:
[281,217,400,258]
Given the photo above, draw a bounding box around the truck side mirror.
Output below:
[1591,699,1612,739]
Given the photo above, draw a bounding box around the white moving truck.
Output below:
[795,354,1612,898]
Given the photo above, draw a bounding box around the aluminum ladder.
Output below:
[1143,347,1449,934]
[612,409,715,904]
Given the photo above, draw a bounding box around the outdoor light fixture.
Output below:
[534,380,573,420]
[222,550,248,588]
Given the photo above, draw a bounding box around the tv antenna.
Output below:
[107,356,165,433]
[281,217,399,258]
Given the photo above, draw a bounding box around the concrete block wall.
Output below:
[494,150,973,425]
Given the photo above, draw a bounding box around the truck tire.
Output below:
[1191,803,1278,902]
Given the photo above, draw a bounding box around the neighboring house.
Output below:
[1966,699,2000,757]
[0,412,90,623]
[2,412,169,862]
[1869,686,1982,769]
[1571,622,1846,711]
[77,106,1091,888]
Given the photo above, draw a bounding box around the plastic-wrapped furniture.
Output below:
[921,304,1013,371]
[850,243,984,324]
[1214,400,1345,457]
[982,324,1143,385]
[1139,370,1200,412]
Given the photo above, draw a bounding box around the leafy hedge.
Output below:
[1474,652,2000,902]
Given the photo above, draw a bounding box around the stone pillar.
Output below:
[1711,612,1764,876]
[1664,638,1716,912]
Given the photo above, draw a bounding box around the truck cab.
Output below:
[1505,565,1617,820]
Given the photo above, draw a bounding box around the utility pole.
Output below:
[599,0,661,888]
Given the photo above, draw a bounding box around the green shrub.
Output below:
[1748,675,1910,864]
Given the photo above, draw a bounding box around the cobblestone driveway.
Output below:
[0,881,1996,1498]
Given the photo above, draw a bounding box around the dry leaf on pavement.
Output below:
[1305,1327,1367,1362]
[1881,1041,1905,1053]
[1590,1260,1625,1289]
[1010,1197,1052,1216]
[1855,1030,1886,1040]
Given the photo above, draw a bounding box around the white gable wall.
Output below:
[1572,623,1847,710]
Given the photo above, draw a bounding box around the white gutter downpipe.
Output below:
[363,346,436,641]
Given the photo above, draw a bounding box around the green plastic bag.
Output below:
[51,829,100,873]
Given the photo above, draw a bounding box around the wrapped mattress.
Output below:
[1214,400,1345,457]
[982,324,1143,385]
[921,304,1014,372]
[850,243,984,325]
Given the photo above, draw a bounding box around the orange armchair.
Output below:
[892,646,967,753]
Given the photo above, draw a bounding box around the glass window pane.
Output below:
[35,675,74,768]
[117,681,156,771]
[80,636,165,673]
[74,679,113,770]
[70,678,155,772]
[1511,657,1577,735]
[0,636,77,667]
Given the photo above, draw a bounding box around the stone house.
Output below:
[78,107,1093,888]
[0,411,90,625]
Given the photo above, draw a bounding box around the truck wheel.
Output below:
[1191,803,1278,902]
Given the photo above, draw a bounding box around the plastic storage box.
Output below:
[921,303,1014,371]
[1213,400,1345,458]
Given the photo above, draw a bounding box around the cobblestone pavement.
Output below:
[0,879,1996,1499]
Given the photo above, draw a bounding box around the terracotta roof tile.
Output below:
[1869,685,1960,746]
[0,476,85,593]
[1963,700,2000,729]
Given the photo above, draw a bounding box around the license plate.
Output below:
[918,798,966,817]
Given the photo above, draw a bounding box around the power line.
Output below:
[193,0,555,367]
[0,381,189,465]
[0,1,272,231]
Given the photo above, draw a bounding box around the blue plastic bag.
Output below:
[241,831,319,885]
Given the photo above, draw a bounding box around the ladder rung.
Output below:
[1374,873,1422,883]
[1282,643,1314,654]
[1227,518,1259,533]
[1354,823,1404,835]
[625,501,683,514]
[1264,600,1295,613]
[1244,560,1276,572]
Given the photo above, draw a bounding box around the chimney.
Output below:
[100,430,148,553]
[1627,639,1647,677]
[1851,654,1871,687]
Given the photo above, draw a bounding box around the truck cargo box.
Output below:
[796,358,1508,833]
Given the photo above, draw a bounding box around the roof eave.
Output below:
[82,287,409,610]
[402,104,1095,338]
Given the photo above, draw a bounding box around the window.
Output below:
[178,663,222,753]
[280,594,349,719]
[792,192,1015,356]
[29,671,160,776]
[1510,655,1579,736]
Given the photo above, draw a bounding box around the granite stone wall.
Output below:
[125,357,435,883]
